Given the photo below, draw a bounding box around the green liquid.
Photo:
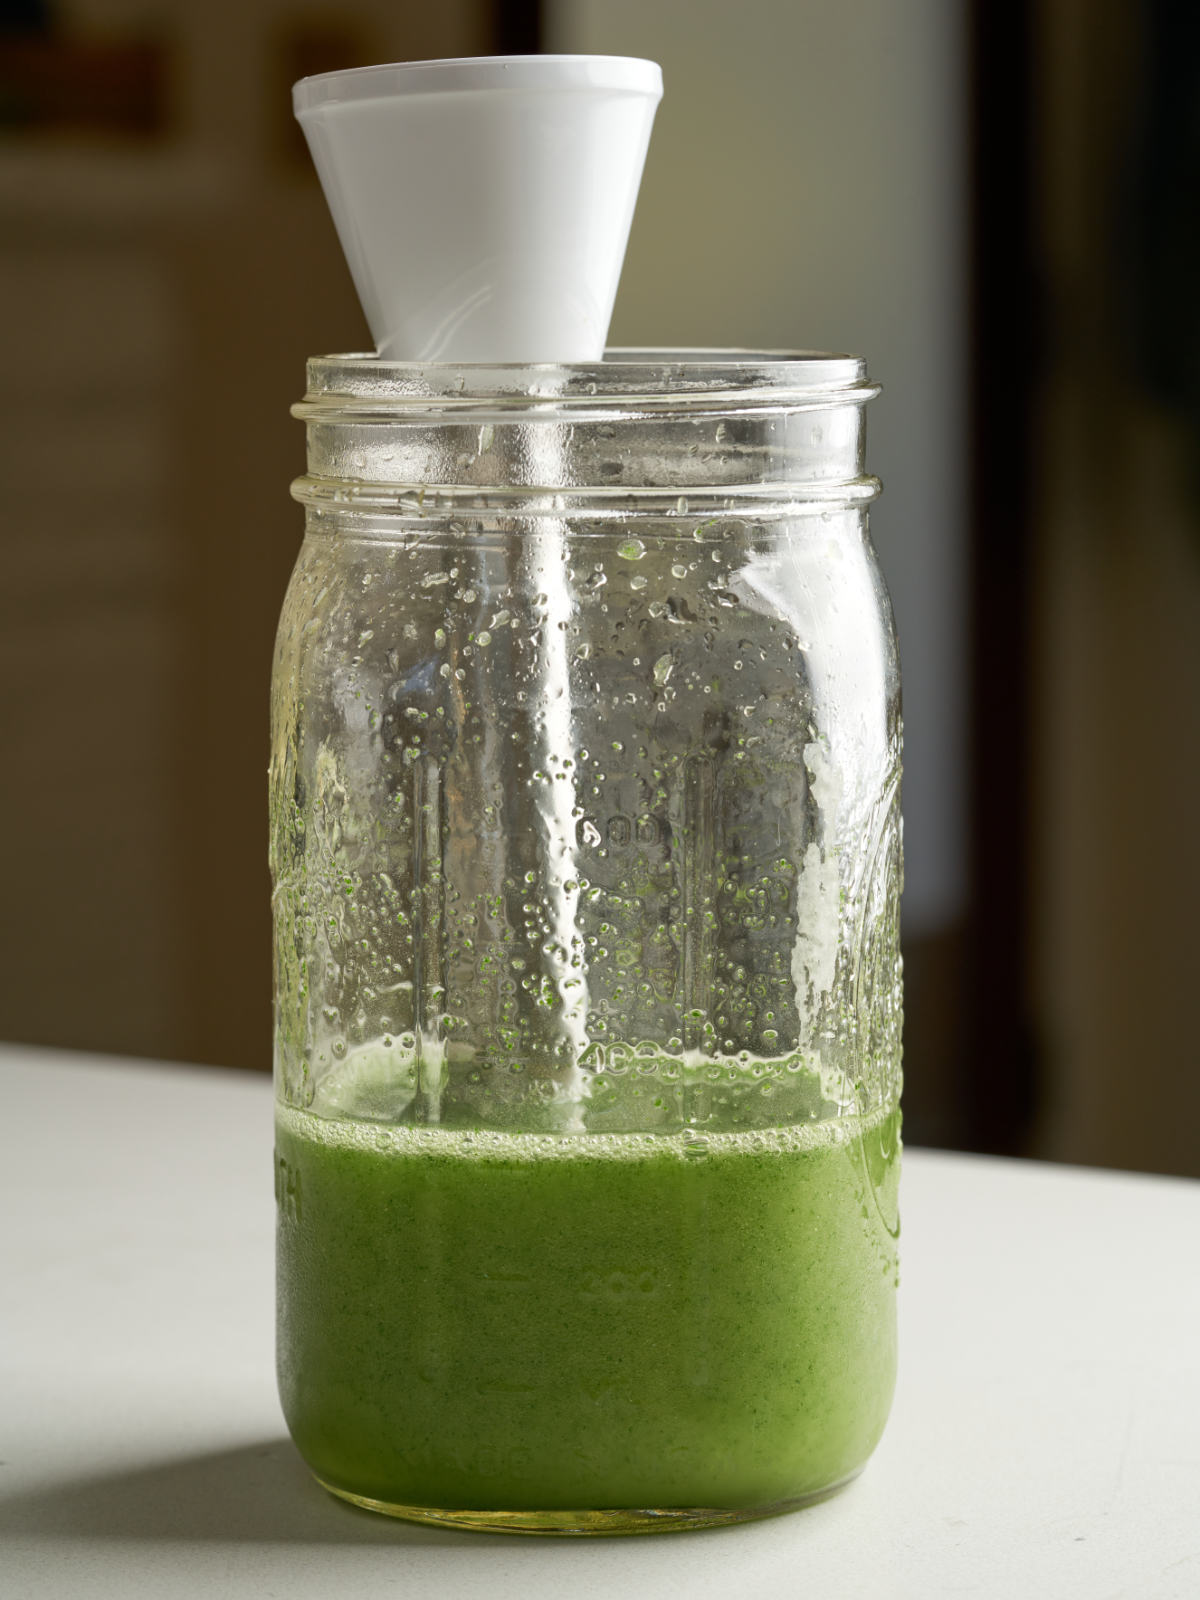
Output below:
[276,1105,900,1517]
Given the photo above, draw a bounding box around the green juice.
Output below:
[275,1103,900,1527]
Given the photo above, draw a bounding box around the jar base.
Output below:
[314,1470,861,1536]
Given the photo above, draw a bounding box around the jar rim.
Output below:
[295,349,877,418]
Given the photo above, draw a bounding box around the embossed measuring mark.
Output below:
[610,814,667,847]
[274,1151,302,1222]
[578,1268,659,1301]
[577,812,670,849]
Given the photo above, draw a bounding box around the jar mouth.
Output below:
[294,349,877,418]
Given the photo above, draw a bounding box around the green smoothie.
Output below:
[276,1103,899,1524]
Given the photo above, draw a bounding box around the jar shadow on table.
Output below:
[0,1438,848,1547]
[0,1439,473,1547]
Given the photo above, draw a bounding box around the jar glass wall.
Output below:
[271,352,902,1533]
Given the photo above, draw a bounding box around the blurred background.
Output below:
[2,0,1197,1175]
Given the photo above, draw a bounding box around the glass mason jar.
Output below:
[271,351,902,1534]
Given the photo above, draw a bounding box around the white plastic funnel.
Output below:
[294,55,662,363]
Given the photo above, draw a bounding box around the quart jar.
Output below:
[271,351,902,1534]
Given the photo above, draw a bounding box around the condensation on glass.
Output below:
[271,352,903,1533]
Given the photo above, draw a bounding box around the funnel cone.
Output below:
[294,55,662,363]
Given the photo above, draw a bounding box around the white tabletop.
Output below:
[2,1044,1197,1599]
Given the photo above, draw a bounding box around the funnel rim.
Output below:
[294,54,663,114]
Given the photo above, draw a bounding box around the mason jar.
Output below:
[271,351,902,1534]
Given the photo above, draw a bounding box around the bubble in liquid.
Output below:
[617,538,646,560]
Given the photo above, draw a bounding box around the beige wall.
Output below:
[5,3,1196,1174]
[0,0,490,1070]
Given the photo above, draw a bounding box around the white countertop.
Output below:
[2,1043,1197,1598]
